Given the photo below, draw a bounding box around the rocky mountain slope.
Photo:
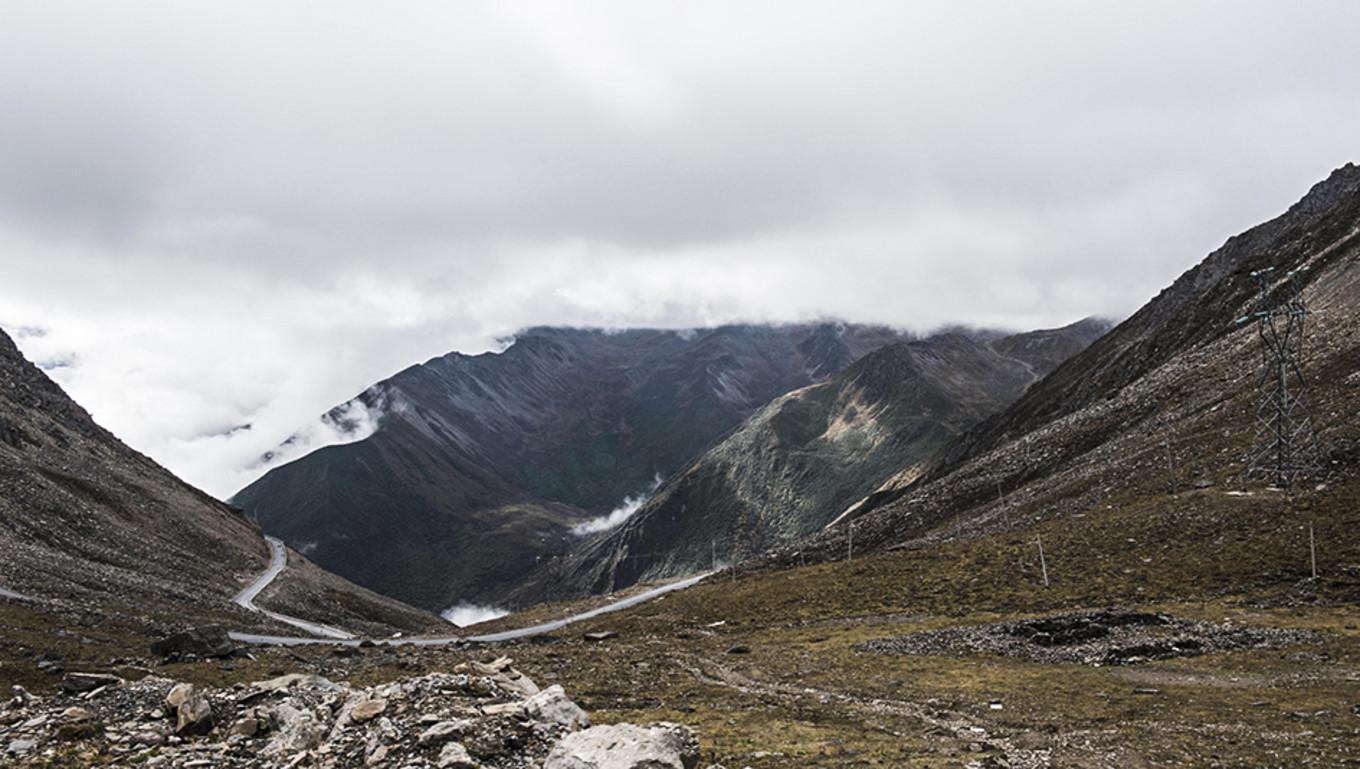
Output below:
[759,162,1360,576]
[231,324,915,611]
[518,319,1108,601]
[0,328,440,637]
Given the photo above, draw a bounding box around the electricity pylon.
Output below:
[1238,266,1324,489]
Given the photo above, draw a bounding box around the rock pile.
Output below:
[0,656,701,768]
[858,608,1322,665]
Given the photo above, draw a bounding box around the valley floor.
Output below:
[2,543,1356,767]
[3,479,1358,768]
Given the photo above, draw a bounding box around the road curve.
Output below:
[234,535,355,640]
[230,570,715,647]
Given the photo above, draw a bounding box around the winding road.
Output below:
[230,555,715,647]
[232,536,356,640]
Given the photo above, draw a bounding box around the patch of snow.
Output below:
[441,602,510,628]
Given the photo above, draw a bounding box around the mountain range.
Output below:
[510,318,1109,603]
[233,318,1108,612]
[231,324,916,611]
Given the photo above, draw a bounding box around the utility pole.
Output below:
[1037,535,1049,587]
[1164,440,1177,495]
[996,481,1011,529]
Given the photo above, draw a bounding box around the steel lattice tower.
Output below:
[1240,266,1324,489]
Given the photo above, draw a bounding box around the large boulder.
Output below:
[525,685,590,731]
[150,626,235,659]
[544,723,700,769]
[166,684,214,736]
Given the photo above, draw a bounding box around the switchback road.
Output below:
[233,535,355,640]
[230,569,715,647]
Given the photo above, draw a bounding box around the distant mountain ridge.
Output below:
[511,318,1110,602]
[232,323,917,611]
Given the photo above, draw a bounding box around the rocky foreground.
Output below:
[0,653,702,769]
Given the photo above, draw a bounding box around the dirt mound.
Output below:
[858,609,1321,666]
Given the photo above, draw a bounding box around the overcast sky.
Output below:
[1,1,1357,499]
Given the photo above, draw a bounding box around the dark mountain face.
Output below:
[0,328,271,616]
[514,319,1109,602]
[0,328,442,636]
[757,162,1360,572]
[232,323,916,611]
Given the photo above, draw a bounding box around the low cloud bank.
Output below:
[573,475,663,536]
[441,602,511,628]
[247,394,387,477]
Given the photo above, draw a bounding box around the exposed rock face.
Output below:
[525,319,1109,600]
[0,659,687,768]
[233,323,915,610]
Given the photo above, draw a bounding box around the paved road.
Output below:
[229,570,715,647]
[234,535,355,640]
[0,586,33,601]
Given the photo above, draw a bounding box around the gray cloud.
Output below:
[0,1,1357,496]
[0,95,164,240]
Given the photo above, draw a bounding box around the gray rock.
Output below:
[419,719,473,745]
[6,739,37,755]
[151,626,236,659]
[60,672,123,693]
[166,682,195,711]
[350,698,387,724]
[437,741,477,768]
[545,722,700,769]
[229,716,260,737]
[252,673,342,693]
[262,702,324,755]
[175,690,214,736]
[129,729,168,746]
[525,684,590,730]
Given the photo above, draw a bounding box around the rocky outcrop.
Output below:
[0,658,698,768]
